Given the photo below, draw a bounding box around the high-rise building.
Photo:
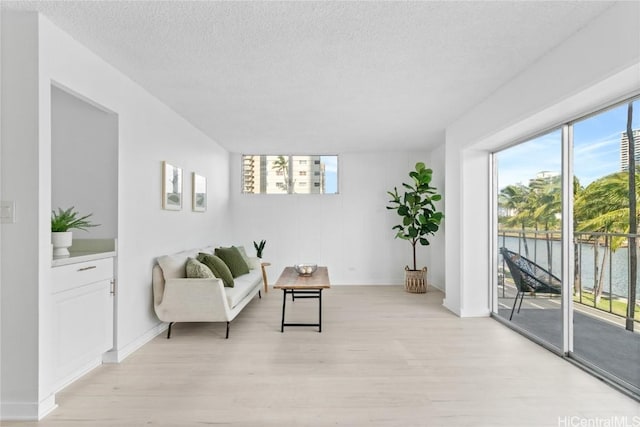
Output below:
[619,129,640,171]
[242,155,259,193]
[529,170,560,189]
[241,155,326,194]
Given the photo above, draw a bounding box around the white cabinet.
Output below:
[52,256,114,390]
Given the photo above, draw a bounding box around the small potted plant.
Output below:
[253,239,266,258]
[387,162,443,293]
[51,207,99,257]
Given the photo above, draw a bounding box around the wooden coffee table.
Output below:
[273,266,330,332]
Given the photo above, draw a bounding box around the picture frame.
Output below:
[162,161,183,210]
[192,172,207,212]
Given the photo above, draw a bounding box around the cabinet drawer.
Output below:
[52,257,114,294]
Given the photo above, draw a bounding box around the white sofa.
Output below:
[152,247,264,339]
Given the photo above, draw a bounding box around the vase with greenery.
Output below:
[387,162,443,292]
[51,207,99,257]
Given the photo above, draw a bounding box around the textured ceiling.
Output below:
[2,1,614,153]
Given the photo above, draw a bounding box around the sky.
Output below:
[321,155,338,194]
[497,99,640,191]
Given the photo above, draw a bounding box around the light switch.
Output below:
[1,201,15,224]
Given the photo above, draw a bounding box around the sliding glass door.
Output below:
[493,96,640,396]
[495,129,564,352]
[572,99,640,393]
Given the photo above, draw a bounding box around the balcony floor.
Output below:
[498,285,640,391]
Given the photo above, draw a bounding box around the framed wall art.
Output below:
[192,172,207,212]
[162,161,183,210]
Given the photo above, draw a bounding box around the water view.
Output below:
[499,234,640,299]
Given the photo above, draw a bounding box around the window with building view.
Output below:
[242,155,339,194]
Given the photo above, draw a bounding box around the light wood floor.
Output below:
[9,286,639,426]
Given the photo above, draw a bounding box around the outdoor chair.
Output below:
[499,247,562,320]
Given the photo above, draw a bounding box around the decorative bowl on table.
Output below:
[294,264,318,276]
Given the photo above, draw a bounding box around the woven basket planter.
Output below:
[404,266,427,293]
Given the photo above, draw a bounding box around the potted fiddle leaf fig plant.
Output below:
[387,162,443,293]
[51,207,99,258]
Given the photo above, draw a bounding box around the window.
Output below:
[241,155,338,194]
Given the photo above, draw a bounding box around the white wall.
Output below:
[427,143,445,291]
[1,12,232,420]
[228,151,444,287]
[441,2,640,317]
[0,12,44,420]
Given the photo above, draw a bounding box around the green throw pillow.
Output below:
[185,257,215,279]
[197,253,234,288]
[234,245,254,269]
[215,246,250,278]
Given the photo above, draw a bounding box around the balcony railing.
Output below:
[498,228,640,326]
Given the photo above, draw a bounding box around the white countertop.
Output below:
[52,250,116,267]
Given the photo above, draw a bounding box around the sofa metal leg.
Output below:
[259,290,262,299]
[167,322,174,339]
[226,321,230,339]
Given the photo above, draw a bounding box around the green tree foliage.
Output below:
[272,156,289,193]
[499,184,533,258]
[575,171,640,245]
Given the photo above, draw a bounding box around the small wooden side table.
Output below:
[260,262,271,293]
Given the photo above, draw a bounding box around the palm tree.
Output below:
[626,101,636,332]
[272,155,289,193]
[575,170,640,304]
[573,177,584,296]
[531,175,562,273]
[499,184,533,258]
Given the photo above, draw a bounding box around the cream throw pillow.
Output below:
[186,257,215,279]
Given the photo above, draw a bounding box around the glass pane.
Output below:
[572,99,640,390]
[496,129,563,351]
[291,155,338,194]
[242,155,338,194]
[240,155,289,194]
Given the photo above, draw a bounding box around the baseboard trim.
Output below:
[38,395,57,420]
[429,283,444,292]
[459,308,491,318]
[54,356,105,393]
[102,322,168,364]
[1,394,57,421]
[442,299,461,316]
[442,299,490,318]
